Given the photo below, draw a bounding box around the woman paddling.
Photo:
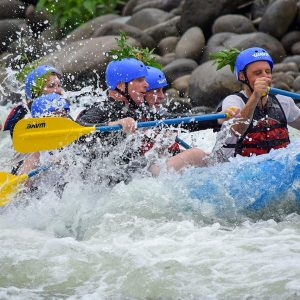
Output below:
[3,65,63,138]
[5,65,63,175]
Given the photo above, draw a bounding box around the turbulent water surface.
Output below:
[0,94,300,299]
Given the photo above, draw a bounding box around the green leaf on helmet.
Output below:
[107,31,162,69]
[210,48,241,73]
[31,71,52,99]
[15,59,42,82]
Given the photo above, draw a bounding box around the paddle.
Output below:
[0,165,50,206]
[13,113,228,153]
[269,87,300,100]
[175,136,191,149]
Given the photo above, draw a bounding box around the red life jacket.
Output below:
[224,93,290,157]
[137,112,181,156]
[138,132,180,156]
[167,141,181,155]
[139,136,155,155]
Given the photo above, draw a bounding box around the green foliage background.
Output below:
[37,0,126,34]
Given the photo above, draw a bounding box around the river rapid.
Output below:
[0,91,300,299]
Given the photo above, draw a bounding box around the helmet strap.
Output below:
[240,70,254,93]
[115,82,140,109]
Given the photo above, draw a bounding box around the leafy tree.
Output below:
[37,0,125,34]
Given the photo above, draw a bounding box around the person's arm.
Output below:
[77,103,136,134]
[288,116,300,130]
[231,77,270,136]
[18,152,40,175]
[108,118,136,134]
[285,98,300,130]
[230,95,258,136]
[217,107,241,125]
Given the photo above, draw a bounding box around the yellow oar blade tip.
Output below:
[0,172,29,206]
[0,198,10,207]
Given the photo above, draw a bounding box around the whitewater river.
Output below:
[0,97,300,299]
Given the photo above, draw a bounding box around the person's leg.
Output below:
[166,147,208,170]
[149,148,208,176]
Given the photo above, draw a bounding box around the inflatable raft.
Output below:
[177,147,300,216]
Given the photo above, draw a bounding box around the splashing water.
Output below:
[0,86,300,299]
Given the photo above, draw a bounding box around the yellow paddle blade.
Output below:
[13,117,96,153]
[0,172,28,206]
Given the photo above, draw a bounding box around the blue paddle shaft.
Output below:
[269,87,300,100]
[95,113,227,133]
[28,165,50,178]
[175,136,191,149]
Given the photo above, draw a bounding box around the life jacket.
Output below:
[139,136,180,156]
[138,123,181,156]
[75,109,87,122]
[167,142,181,155]
[139,135,155,155]
[137,110,181,156]
[3,104,29,137]
[224,92,290,157]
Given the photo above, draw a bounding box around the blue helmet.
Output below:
[25,65,61,99]
[31,93,70,118]
[105,58,148,90]
[235,47,273,80]
[145,66,168,91]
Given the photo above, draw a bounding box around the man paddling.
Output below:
[143,66,230,156]
[77,57,148,132]
[151,47,300,175]
[217,47,300,159]
[77,58,239,178]
[76,58,151,185]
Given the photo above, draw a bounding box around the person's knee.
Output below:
[182,148,207,167]
[148,164,160,176]
[187,148,206,161]
[190,148,205,155]
[149,147,208,176]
